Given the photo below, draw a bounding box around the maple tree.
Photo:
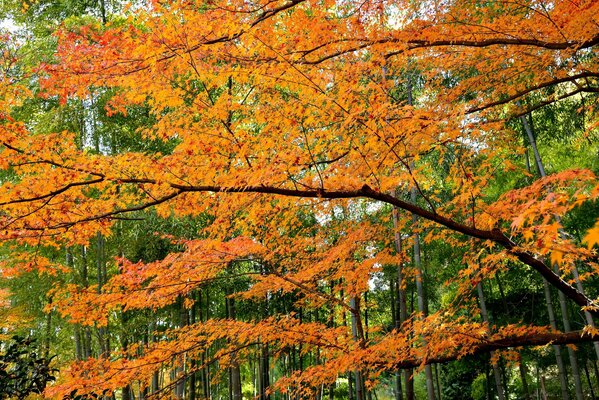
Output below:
[0,0,598,398]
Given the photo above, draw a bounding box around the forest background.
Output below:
[0,0,598,399]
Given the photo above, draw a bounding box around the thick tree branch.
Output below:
[466,71,599,114]
[405,35,599,51]
[0,141,594,314]
[167,183,596,313]
[298,34,599,64]
[391,330,599,369]
[0,177,104,206]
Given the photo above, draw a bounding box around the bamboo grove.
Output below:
[0,0,598,399]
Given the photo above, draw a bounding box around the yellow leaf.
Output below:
[584,221,599,249]
[550,250,564,266]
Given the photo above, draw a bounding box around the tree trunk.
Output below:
[524,113,599,361]
[150,318,160,394]
[594,361,599,393]
[259,277,270,400]
[434,364,442,400]
[81,246,93,359]
[584,361,597,400]
[189,293,197,400]
[74,324,83,361]
[540,375,548,400]
[404,71,435,399]
[554,268,585,400]
[259,343,270,400]
[121,312,132,400]
[476,282,505,400]
[521,114,575,400]
[393,208,413,400]
[411,185,436,400]
[227,296,242,400]
[44,299,52,358]
[543,279,571,400]
[200,290,211,399]
[99,0,107,24]
[390,278,403,400]
[518,354,532,400]
[67,248,83,360]
[350,296,364,400]
[96,232,109,358]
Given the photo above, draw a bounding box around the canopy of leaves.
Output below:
[0,0,597,398]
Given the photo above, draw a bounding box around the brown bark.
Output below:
[387,330,599,370]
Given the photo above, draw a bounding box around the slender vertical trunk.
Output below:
[476,283,505,400]
[584,361,597,400]
[99,0,107,24]
[189,293,197,400]
[434,364,442,400]
[84,326,93,359]
[497,274,532,400]
[519,354,532,400]
[341,289,354,400]
[485,366,491,400]
[364,291,369,341]
[535,362,540,400]
[406,70,435,400]
[259,343,270,400]
[202,289,211,399]
[494,274,508,311]
[172,296,186,399]
[74,324,83,360]
[393,208,412,400]
[556,287,585,400]
[521,115,572,400]
[44,300,52,358]
[540,376,548,400]
[390,278,397,330]
[252,357,257,399]
[121,386,131,400]
[411,186,435,400]
[393,350,403,400]
[524,147,532,175]
[227,296,242,400]
[543,280,570,400]
[67,248,83,360]
[151,371,159,394]
[140,324,149,400]
[520,115,545,177]
[120,231,132,400]
[350,297,364,400]
[150,318,160,394]
[96,233,109,357]
[525,115,599,360]
[492,273,508,400]
[121,312,132,400]
[259,274,270,400]
[90,96,109,358]
[389,282,399,400]
[364,292,372,400]
[81,246,93,359]
[501,364,509,400]
[572,266,599,358]
[594,361,599,391]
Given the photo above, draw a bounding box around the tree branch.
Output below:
[390,330,599,369]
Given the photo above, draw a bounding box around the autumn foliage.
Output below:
[0,0,598,398]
